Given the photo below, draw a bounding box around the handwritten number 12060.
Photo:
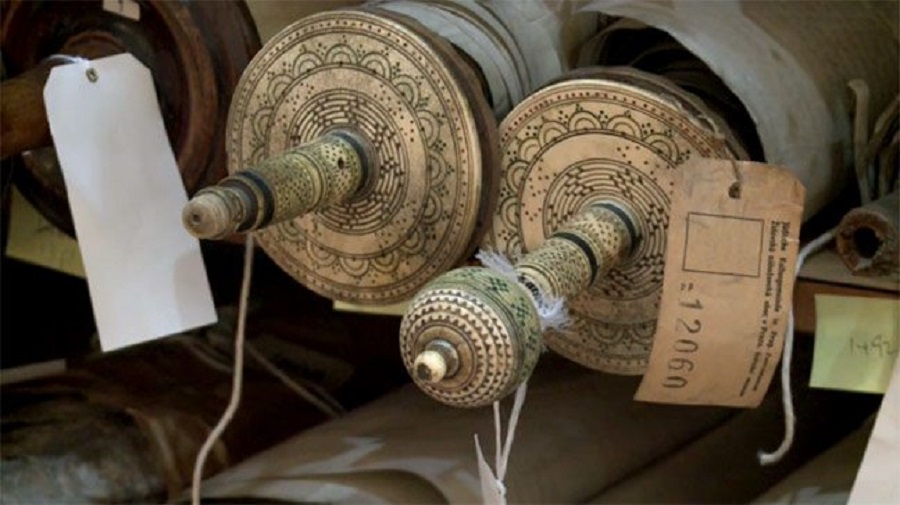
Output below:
[663,283,702,389]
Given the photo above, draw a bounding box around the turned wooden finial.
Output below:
[399,201,639,407]
[401,267,544,408]
[182,192,234,239]
[413,339,460,383]
[182,131,369,239]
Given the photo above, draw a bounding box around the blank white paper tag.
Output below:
[44,53,216,351]
[848,358,900,504]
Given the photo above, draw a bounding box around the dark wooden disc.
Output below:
[487,68,744,374]
[1,0,260,236]
[227,9,498,305]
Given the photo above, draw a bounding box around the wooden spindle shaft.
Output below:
[516,202,638,303]
[0,62,58,160]
[401,200,641,407]
[182,131,370,239]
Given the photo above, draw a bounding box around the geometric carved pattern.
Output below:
[399,267,542,408]
[487,68,744,374]
[227,10,495,304]
[516,203,635,301]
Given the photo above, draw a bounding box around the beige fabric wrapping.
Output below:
[752,418,874,505]
[245,1,364,42]
[369,0,526,117]
[580,0,899,218]
[245,1,598,99]
[482,0,597,90]
[195,336,878,504]
[583,336,881,503]
[199,356,735,504]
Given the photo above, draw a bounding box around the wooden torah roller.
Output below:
[182,8,498,305]
[0,0,260,236]
[400,68,749,407]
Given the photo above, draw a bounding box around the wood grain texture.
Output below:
[0,62,56,160]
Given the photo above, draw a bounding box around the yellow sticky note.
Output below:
[811,295,899,394]
[5,188,86,278]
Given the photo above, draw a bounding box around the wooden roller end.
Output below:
[399,267,542,408]
[413,339,460,384]
[182,191,238,239]
[182,131,367,241]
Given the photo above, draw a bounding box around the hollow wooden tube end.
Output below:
[181,132,367,240]
[182,191,238,239]
[413,339,460,384]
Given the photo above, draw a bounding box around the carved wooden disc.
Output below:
[228,9,497,304]
[486,68,744,374]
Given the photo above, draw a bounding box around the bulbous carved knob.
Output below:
[399,201,639,407]
[182,131,370,239]
[400,267,543,408]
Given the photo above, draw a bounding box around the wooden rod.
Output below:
[400,200,640,407]
[515,202,639,303]
[0,62,58,160]
[182,131,371,239]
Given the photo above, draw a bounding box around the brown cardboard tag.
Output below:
[635,159,805,407]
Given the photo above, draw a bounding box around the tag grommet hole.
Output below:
[86,68,99,82]
[728,182,741,199]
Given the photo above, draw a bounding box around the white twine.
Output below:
[758,230,836,465]
[44,54,91,67]
[191,234,254,505]
[495,382,528,482]
[471,249,550,504]
[188,233,348,503]
[43,54,99,83]
[475,250,570,332]
[475,381,529,505]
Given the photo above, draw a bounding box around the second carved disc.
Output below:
[486,68,745,374]
[228,9,497,304]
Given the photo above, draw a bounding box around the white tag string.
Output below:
[497,381,528,480]
[44,54,97,82]
[191,233,255,504]
[44,54,91,67]
[758,229,835,465]
[476,249,569,332]
[476,381,529,504]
